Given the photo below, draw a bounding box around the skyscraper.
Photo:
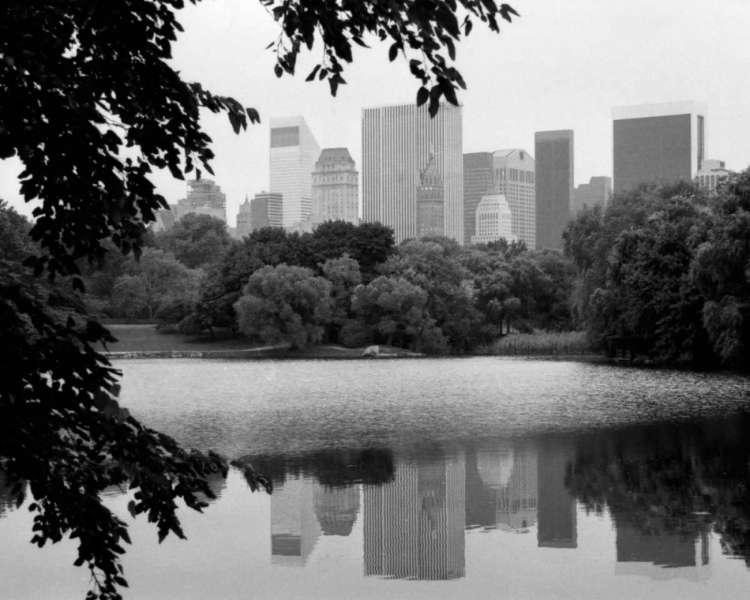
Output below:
[493,149,536,248]
[269,116,321,228]
[535,131,573,251]
[175,179,227,222]
[463,152,495,244]
[471,193,515,245]
[362,103,463,244]
[571,176,612,215]
[311,147,359,224]
[695,159,731,192]
[416,153,445,238]
[612,101,707,193]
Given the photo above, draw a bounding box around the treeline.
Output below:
[65,212,575,353]
[564,168,750,367]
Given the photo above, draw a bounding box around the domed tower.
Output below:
[417,152,445,238]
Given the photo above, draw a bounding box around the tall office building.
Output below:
[571,176,612,214]
[416,153,445,238]
[362,103,463,244]
[463,152,495,244]
[270,116,321,228]
[311,147,359,224]
[237,191,283,236]
[535,131,573,251]
[493,149,536,248]
[612,101,707,193]
[175,179,227,222]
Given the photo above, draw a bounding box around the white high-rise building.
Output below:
[362,103,463,244]
[471,193,515,245]
[269,116,321,228]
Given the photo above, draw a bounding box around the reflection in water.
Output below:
[314,485,360,537]
[538,442,577,548]
[271,476,322,567]
[364,453,465,580]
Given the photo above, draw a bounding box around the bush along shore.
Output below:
[487,331,593,357]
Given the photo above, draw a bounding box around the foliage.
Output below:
[321,254,362,340]
[113,248,202,321]
[351,275,430,349]
[489,331,591,356]
[155,213,232,269]
[0,1,517,596]
[563,174,750,367]
[234,264,333,349]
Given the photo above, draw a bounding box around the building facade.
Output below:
[270,116,321,228]
[471,193,515,245]
[463,153,495,244]
[238,191,283,235]
[695,159,731,192]
[175,179,227,222]
[311,147,359,224]
[493,149,536,249]
[571,176,612,214]
[417,154,445,238]
[362,103,463,244]
[612,101,707,193]
[535,131,573,251]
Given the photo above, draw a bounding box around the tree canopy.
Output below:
[1,2,519,597]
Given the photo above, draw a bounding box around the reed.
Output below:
[488,331,593,356]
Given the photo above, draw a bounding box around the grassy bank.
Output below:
[99,324,261,353]
[487,331,594,356]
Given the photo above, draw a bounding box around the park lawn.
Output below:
[100,324,262,353]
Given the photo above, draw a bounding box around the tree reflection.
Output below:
[0,468,26,517]
[567,415,750,570]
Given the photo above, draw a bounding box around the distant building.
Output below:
[463,152,495,244]
[175,179,227,222]
[612,101,707,193]
[572,176,612,214]
[152,206,176,232]
[362,103,463,244]
[311,148,359,224]
[471,193,515,245]
[270,116,321,228]
[695,159,731,192]
[271,476,321,567]
[535,131,573,251]
[239,191,283,234]
[493,149,536,249]
[417,153,445,238]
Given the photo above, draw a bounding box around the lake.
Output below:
[2,357,750,599]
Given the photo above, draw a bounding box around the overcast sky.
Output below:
[3,0,749,226]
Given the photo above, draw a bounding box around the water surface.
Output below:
[1,358,749,599]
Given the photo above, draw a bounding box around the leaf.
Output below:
[388,42,398,62]
[305,65,321,82]
[329,77,339,97]
[274,64,283,78]
[127,500,137,518]
[246,107,261,124]
[416,86,429,107]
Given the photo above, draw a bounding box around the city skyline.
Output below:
[3,0,747,226]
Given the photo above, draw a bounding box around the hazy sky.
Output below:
[2,0,749,226]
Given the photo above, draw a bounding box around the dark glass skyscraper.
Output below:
[534,130,573,251]
[462,152,494,244]
[612,101,707,193]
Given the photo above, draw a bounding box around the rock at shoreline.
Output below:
[362,345,380,357]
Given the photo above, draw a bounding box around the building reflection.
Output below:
[364,453,465,580]
[271,476,322,567]
[537,443,577,549]
[313,485,360,537]
[615,522,711,581]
